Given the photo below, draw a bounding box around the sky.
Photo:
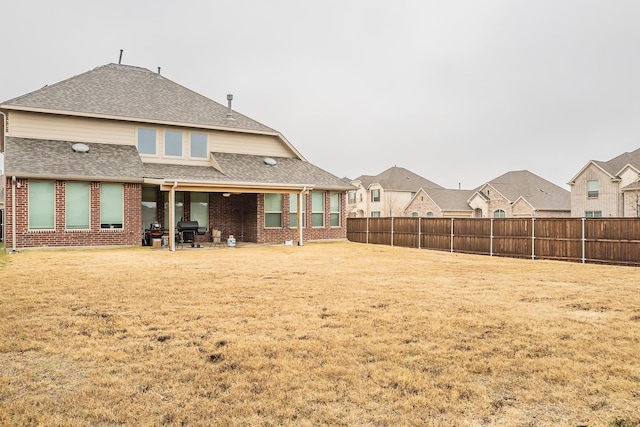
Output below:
[2,0,640,190]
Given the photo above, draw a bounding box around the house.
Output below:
[347,166,443,218]
[403,188,476,217]
[0,63,352,251]
[568,148,640,217]
[468,170,571,218]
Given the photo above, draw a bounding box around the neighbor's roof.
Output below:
[358,166,442,191]
[421,188,475,211]
[5,137,352,190]
[592,147,640,178]
[5,137,144,182]
[484,170,570,210]
[1,63,276,134]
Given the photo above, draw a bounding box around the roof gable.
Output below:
[366,166,443,191]
[486,170,570,210]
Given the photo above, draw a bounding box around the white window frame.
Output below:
[190,133,208,159]
[137,128,157,156]
[190,192,209,230]
[65,182,91,230]
[164,130,183,157]
[265,193,283,228]
[330,192,341,227]
[371,188,381,202]
[312,191,325,227]
[587,180,599,198]
[29,181,55,230]
[100,183,124,229]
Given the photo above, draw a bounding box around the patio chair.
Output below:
[210,227,223,247]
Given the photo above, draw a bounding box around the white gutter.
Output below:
[298,186,307,246]
[169,181,178,252]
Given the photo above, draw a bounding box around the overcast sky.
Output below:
[2,0,640,189]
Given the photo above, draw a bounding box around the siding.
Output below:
[209,131,296,158]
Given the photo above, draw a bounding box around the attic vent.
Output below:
[72,143,90,153]
[263,157,277,166]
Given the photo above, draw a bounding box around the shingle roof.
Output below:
[5,137,144,181]
[5,137,352,190]
[422,188,475,211]
[487,170,570,210]
[592,147,640,178]
[360,166,442,191]
[1,63,275,133]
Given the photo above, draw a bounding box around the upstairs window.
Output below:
[348,191,356,204]
[137,128,156,155]
[165,131,183,157]
[371,211,381,218]
[587,180,599,198]
[190,133,208,158]
[585,210,602,218]
[493,209,506,218]
[371,189,380,202]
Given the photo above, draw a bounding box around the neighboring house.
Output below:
[0,63,352,250]
[403,188,476,217]
[468,170,571,218]
[568,148,640,217]
[347,166,443,218]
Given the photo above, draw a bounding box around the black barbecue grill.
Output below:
[177,221,206,248]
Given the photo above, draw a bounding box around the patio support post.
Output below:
[297,190,304,246]
[169,182,177,252]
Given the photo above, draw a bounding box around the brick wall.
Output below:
[4,178,141,249]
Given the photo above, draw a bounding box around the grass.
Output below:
[0,242,639,426]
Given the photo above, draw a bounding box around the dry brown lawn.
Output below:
[0,241,639,426]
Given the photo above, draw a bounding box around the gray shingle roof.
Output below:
[422,188,475,211]
[357,166,442,191]
[147,153,353,190]
[5,137,144,181]
[487,170,570,210]
[5,137,352,190]
[1,63,275,133]
[593,147,640,178]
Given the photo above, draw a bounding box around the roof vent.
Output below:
[226,94,234,119]
[263,157,277,166]
[72,143,90,153]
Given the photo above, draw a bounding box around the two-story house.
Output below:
[0,63,352,251]
[347,166,443,218]
[569,148,640,217]
[468,170,571,218]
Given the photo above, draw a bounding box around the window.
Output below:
[585,210,602,218]
[165,130,183,157]
[100,183,123,228]
[289,193,306,228]
[348,191,356,204]
[426,212,435,218]
[164,191,184,228]
[359,193,363,202]
[265,193,282,228]
[66,182,90,229]
[29,181,55,229]
[371,189,380,202]
[330,192,341,227]
[190,193,208,229]
[137,128,156,155]
[190,133,208,158]
[411,192,416,199]
[493,209,506,218]
[411,212,419,217]
[371,211,381,218]
[312,192,324,227]
[587,180,599,198]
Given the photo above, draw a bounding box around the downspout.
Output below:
[11,176,16,253]
[298,186,306,246]
[169,181,178,252]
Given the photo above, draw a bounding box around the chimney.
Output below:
[118,49,123,65]
[226,94,234,119]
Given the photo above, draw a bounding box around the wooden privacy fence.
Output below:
[347,217,640,266]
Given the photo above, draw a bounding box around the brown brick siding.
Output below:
[4,178,142,249]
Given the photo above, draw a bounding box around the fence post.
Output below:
[391,217,394,247]
[531,217,536,260]
[418,217,421,249]
[581,217,586,263]
[366,217,369,245]
[490,218,494,256]
[450,218,455,253]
